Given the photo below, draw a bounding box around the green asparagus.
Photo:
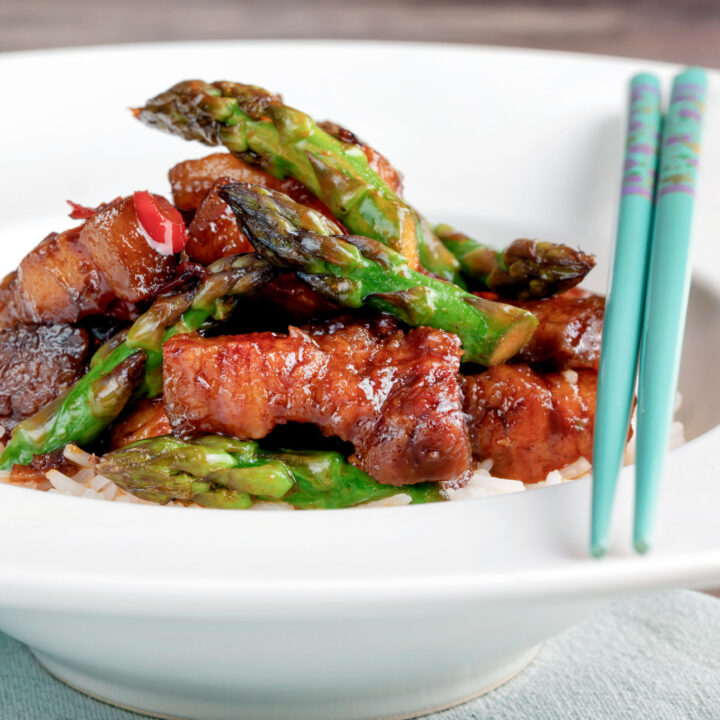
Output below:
[97,435,442,508]
[0,254,274,470]
[134,80,462,282]
[220,183,538,365]
[435,224,596,300]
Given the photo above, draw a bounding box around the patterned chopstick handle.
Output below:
[622,76,662,200]
[633,67,707,554]
[591,73,662,558]
[658,68,707,198]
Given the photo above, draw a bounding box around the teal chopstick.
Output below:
[591,73,662,558]
[634,67,707,553]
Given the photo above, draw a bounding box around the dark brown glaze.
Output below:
[109,397,172,450]
[168,153,338,222]
[185,177,254,264]
[462,364,596,484]
[317,121,404,195]
[508,293,604,371]
[0,196,177,328]
[254,273,341,323]
[0,324,89,431]
[163,315,472,486]
[9,449,76,485]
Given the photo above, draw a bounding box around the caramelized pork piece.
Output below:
[185,177,254,264]
[163,315,472,486]
[182,169,340,316]
[0,196,177,328]
[109,397,172,450]
[462,364,596,484]
[509,293,604,371]
[170,153,267,211]
[168,153,336,220]
[0,324,89,431]
[0,227,112,327]
[78,196,177,301]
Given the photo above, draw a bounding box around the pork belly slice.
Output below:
[0,323,89,431]
[0,227,113,328]
[163,315,472,486]
[0,196,177,328]
[462,364,596,484]
[183,178,338,322]
[169,153,336,220]
[509,293,604,371]
[185,177,254,265]
[77,195,177,302]
[109,397,172,450]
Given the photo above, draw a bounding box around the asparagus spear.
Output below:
[220,183,538,366]
[97,435,442,508]
[134,80,462,282]
[0,255,274,470]
[435,224,596,300]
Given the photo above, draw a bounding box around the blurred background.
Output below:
[1,0,718,66]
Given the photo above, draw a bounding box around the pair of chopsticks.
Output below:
[591,67,707,557]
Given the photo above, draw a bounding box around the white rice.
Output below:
[0,397,686,508]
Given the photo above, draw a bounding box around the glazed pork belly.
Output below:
[0,323,89,431]
[185,179,339,322]
[172,156,342,319]
[109,397,172,450]
[461,364,596,484]
[0,196,177,328]
[162,315,473,486]
[508,292,604,371]
[168,153,336,218]
[185,177,254,264]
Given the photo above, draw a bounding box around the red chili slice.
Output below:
[133,191,188,255]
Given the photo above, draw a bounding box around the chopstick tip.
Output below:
[634,538,652,555]
[590,542,607,559]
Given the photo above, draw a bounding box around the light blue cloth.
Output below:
[0,590,718,719]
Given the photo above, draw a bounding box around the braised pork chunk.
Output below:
[0,324,89,431]
[163,315,472,486]
[462,364,596,483]
[0,197,176,329]
[509,293,604,371]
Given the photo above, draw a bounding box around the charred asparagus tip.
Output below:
[436,224,596,300]
[223,184,537,365]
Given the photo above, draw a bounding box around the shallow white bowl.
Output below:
[1,41,720,720]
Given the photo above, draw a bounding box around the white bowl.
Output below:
[1,41,720,720]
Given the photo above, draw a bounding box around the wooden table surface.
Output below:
[1,0,719,67]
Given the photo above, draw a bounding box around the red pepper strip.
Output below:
[133,191,188,255]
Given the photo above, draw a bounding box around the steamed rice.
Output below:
[0,397,686,509]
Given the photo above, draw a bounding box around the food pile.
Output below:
[0,80,602,509]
